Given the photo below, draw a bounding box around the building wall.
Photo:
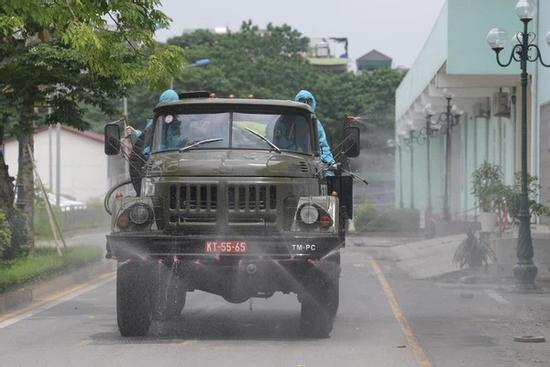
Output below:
[537,1,550,211]
[447,0,521,75]
[395,0,526,218]
[3,128,108,202]
[537,1,550,105]
[397,111,514,218]
[395,2,448,121]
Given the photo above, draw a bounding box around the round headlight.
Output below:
[129,203,151,225]
[299,204,319,225]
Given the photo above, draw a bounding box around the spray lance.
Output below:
[320,114,369,186]
[321,162,369,186]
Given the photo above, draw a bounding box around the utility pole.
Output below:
[56,123,61,206]
[16,110,25,209]
[409,130,415,209]
[49,125,53,191]
[123,97,128,116]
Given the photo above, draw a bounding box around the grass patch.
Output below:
[0,245,104,293]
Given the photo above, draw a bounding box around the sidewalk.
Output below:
[387,234,467,279]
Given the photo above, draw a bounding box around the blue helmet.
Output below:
[159,89,179,103]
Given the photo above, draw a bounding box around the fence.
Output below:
[35,204,109,239]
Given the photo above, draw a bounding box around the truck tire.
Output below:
[326,278,339,318]
[324,252,341,318]
[155,279,186,320]
[299,275,339,338]
[164,284,186,319]
[117,262,153,337]
[152,261,186,320]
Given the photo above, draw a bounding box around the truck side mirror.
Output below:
[343,126,360,157]
[104,123,121,155]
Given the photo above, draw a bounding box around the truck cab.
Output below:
[103,92,360,338]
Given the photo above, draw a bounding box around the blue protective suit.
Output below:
[132,89,179,154]
[294,90,336,174]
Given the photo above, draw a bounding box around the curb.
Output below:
[0,260,115,314]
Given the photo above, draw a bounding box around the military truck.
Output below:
[103,92,360,338]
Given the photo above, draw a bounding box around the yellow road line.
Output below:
[0,271,115,324]
[367,255,432,367]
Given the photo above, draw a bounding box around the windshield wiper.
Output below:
[244,128,281,153]
[178,138,223,152]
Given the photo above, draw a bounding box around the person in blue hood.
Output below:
[159,89,179,103]
[127,89,180,154]
[294,90,336,175]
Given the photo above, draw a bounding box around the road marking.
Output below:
[0,271,115,329]
[367,255,432,367]
[179,339,197,346]
[484,289,510,305]
[79,338,93,346]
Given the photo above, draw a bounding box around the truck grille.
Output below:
[227,184,277,211]
[160,180,299,234]
[169,184,218,211]
[168,183,277,212]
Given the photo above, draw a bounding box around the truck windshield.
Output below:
[152,111,313,154]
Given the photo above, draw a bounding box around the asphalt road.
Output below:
[1,236,549,367]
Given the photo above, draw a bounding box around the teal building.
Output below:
[394,0,550,221]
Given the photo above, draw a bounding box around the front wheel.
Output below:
[117,262,153,337]
[299,266,340,338]
[154,268,187,320]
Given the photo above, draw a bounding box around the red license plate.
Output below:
[205,240,247,253]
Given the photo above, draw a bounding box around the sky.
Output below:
[154,0,447,68]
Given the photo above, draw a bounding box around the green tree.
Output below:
[0,0,186,251]
[123,22,404,179]
[165,23,403,147]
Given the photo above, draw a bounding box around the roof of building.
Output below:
[4,125,104,145]
[356,49,392,62]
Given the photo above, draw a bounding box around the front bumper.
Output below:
[106,231,342,259]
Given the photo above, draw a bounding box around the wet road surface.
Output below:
[1,237,549,367]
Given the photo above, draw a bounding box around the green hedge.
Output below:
[354,202,419,233]
[0,245,104,292]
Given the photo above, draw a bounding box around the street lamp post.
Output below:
[425,97,462,221]
[422,105,439,227]
[403,125,425,209]
[387,135,406,209]
[170,58,211,89]
[409,129,415,209]
[398,143,404,208]
[487,0,550,289]
[387,136,405,209]
[443,96,452,220]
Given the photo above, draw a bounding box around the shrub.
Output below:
[0,210,11,259]
[500,172,549,221]
[471,162,506,212]
[1,209,28,261]
[353,201,379,232]
[364,208,420,233]
[453,229,496,268]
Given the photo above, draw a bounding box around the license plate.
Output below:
[205,240,247,253]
